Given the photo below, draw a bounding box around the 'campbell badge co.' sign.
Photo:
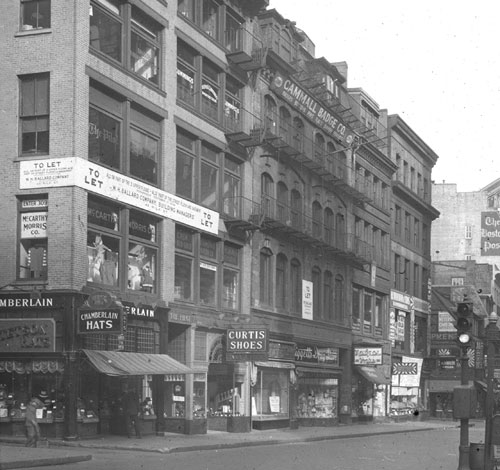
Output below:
[270,73,355,146]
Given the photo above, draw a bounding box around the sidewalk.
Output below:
[0,419,465,468]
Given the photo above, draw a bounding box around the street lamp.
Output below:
[484,311,500,470]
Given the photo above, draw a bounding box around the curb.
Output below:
[0,455,92,470]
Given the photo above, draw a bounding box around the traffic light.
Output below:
[455,302,473,347]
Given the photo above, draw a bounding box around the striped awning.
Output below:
[83,349,193,376]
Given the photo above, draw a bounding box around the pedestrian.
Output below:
[25,398,41,447]
[124,388,142,438]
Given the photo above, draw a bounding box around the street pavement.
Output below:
[0,418,469,469]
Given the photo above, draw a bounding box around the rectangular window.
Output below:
[364,292,372,326]
[20,73,49,155]
[465,225,472,239]
[89,82,161,185]
[201,58,220,121]
[222,243,240,310]
[259,249,272,307]
[404,212,411,243]
[21,0,50,30]
[19,198,48,280]
[394,205,401,237]
[90,1,161,86]
[174,225,194,301]
[87,196,159,292]
[223,156,241,218]
[451,277,464,286]
[375,295,383,329]
[202,0,219,39]
[352,287,360,326]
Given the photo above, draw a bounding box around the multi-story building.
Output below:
[385,114,440,417]
[0,0,439,439]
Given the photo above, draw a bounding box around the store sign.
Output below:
[226,328,268,353]
[0,319,56,352]
[438,311,456,332]
[122,302,156,320]
[354,347,382,365]
[19,158,219,235]
[481,211,500,256]
[268,340,296,361]
[270,73,355,146]
[20,212,47,239]
[77,307,123,334]
[0,295,55,309]
[390,290,412,310]
[295,344,339,365]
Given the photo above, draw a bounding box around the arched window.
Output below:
[279,107,291,144]
[264,95,277,134]
[336,212,345,249]
[261,173,274,218]
[277,182,288,224]
[312,201,323,239]
[276,253,288,309]
[290,189,302,229]
[290,258,302,315]
[326,141,336,174]
[335,275,344,322]
[259,247,273,306]
[324,207,335,246]
[324,270,333,320]
[293,117,304,152]
[312,266,322,319]
[314,133,325,163]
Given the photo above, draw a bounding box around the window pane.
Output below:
[129,210,157,241]
[87,231,120,286]
[19,239,47,279]
[223,268,238,310]
[34,74,49,115]
[200,236,217,259]
[201,162,217,209]
[177,62,195,106]
[176,150,193,199]
[90,5,122,62]
[223,172,240,218]
[225,12,241,51]
[130,31,159,84]
[276,255,286,309]
[22,0,50,29]
[202,0,219,39]
[178,0,196,21]
[364,292,372,324]
[21,77,35,116]
[89,107,121,169]
[22,116,49,153]
[88,197,120,231]
[175,225,194,252]
[128,243,156,293]
[174,255,192,301]
[130,128,158,184]
[200,264,216,305]
[201,80,219,120]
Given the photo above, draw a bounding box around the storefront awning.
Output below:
[254,361,295,369]
[355,365,390,385]
[82,350,193,377]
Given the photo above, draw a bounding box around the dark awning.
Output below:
[254,360,295,369]
[83,349,193,377]
[355,365,390,385]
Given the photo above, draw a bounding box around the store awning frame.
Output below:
[82,349,193,377]
[254,360,295,369]
[355,365,390,385]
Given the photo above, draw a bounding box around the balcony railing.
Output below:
[223,106,263,148]
[224,26,267,72]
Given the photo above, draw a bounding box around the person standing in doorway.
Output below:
[124,388,142,438]
[25,398,41,447]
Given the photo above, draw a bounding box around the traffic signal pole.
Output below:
[458,346,471,470]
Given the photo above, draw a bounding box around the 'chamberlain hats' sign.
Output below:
[78,307,123,334]
[481,211,500,255]
[270,73,355,146]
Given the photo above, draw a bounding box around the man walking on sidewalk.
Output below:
[124,388,142,439]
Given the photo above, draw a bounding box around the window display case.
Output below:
[252,368,289,420]
[295,377,338,419]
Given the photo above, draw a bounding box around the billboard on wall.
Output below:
[481,211,500,256]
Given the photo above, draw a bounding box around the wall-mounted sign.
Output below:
[86,291,113,309]
[295,344,339,365]
[20,212,47,239]
[438,311,456,332]
[0,319,56,352]
[481,211,500,256]
[0,295,55,309]
[122,302,156,320]
[354,347,383,365]
[19,158,219,234]
[270,73,355,146]
[226,328,268,353]
[390,290,412,311]
[302,280,313,320]
[77,307,123,334]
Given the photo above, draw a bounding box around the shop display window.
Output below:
[164,378,186,418]
[193,378,206,419]
[296,377,338,419]
[207,364,244,417]
[252,368,289,419]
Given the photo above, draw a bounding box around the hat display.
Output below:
[39,390,49,399]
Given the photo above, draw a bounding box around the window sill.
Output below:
[15,28,52,38]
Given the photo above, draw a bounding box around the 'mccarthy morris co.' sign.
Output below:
[270,73,356,146]
[481,211,500,256]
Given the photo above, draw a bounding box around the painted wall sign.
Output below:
[270,73,355,145]
[0,296,55,308]
[0,319,56,352]
[19,158,219,234]
[353,347,383,365]
[481,211,500,256]
[123,302,156,320]
[77,307,123,334]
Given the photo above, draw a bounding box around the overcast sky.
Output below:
[268,0,500,192]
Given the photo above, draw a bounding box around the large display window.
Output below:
[252,368,289,420]
[295,377,338,419]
